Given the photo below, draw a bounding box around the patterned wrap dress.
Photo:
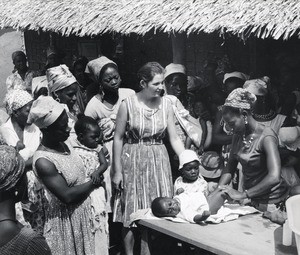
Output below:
[115,95,174,227]
[33,143,95,255]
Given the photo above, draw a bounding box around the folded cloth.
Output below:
[205,203,259,224]
[129,208,161,226]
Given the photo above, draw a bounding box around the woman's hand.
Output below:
[220,185,246,201]
[112,172,123,192]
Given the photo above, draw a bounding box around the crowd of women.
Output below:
[0,48,300,255]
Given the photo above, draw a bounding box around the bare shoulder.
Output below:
[35,157,58,177]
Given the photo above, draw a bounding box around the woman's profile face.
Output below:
[56,83,78,109]
[222,111,245,134]
[100,67,121,93]
[144,73,164,98]
[47,111,70,142]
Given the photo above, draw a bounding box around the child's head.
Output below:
[178,150,200,182]
[151,197,181,217]
[74,114,102,149]
[193,101,205,118]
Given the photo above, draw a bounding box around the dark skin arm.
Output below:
[90,148,108,184]
[218,135,239,186]
[35,158,99,204]
[222,135,282,200]
[212,110,233,145]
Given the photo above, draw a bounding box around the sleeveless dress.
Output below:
[85,88,135,211]
[33,144,95,255]
[115,95,173,227]
[231,127,288,204]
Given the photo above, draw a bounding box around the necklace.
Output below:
[252,109,276,121]
[242,134,254,149]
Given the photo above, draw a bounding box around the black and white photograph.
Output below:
[0,1,300,254]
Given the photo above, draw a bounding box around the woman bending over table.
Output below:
[219,88,289,212]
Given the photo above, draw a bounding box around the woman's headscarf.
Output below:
[32,76,48,96]
[164,63,186,80]
[0,145,25,191]
[243,78,268,96]
[224,88,257,110]
[27,96,65,129]
[5,89,33,115]
[46,64,77,94]
[85,56,117,82]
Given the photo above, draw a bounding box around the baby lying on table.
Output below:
[152,150,226,224]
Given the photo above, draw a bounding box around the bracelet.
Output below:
[244,189,250,199]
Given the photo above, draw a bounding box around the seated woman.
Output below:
[0,145,51,255]
[27,96,103,255]
[6,51,40,93]
[219,88,289,214]
[0,89,43,233]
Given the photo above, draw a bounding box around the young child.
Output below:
[71,114,109,255]
[186,100,212,154]
[152,150,225,223]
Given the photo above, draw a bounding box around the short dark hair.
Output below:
[151,197,167,217]
[74,114,99,135]
[137,62,164,84]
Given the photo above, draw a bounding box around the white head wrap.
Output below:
[5,89,33,115]
[164,63,186,80]
[243,78,268,96]
[46,64,77,94]
[223,71,249,84]
[32,76,48,95]
[27,96,65,129]
[85,56,117,82]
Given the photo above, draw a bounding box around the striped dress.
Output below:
[115,95,173,227]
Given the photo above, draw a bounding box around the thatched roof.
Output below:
[0,0,300,39]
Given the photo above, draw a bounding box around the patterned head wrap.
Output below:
[27,96,65,129]
[32,76,48,95]
[243,78,268,96]
[164,63,186,80]
[5,89,33,115]
[224,88,256,110]
[46,64,77,94]
[12,51,26,62]
[0,145,25,191]
[85,56,117,82]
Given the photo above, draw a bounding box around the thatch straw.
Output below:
[0,0,300,39]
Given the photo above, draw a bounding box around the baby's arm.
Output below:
[90,148,108,185]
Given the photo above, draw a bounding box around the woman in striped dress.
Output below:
[112,62,185,255]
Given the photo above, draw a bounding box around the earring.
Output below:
[14,190,18,197]
[244,116,248,125]
[55,97,60,103]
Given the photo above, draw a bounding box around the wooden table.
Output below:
[138,213,298,255]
